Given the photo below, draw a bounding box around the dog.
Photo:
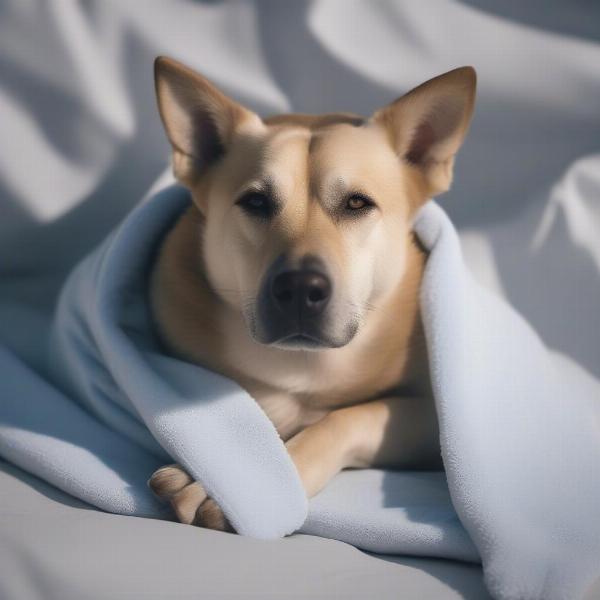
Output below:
[147,56,476,532]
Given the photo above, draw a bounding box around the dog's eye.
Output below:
[345,194,374,212]
[236,192,274,219]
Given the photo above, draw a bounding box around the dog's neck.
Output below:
[150,203,429,412]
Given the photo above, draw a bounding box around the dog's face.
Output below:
[194,120,420,350]
[155,58,475,350]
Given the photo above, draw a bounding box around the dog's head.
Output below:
[154,57,475,350]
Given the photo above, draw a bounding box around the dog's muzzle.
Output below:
[256,255,337,348]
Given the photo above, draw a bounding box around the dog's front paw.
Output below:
[195,497,234,532]
[149,464,206,524]
[148,464,233,532]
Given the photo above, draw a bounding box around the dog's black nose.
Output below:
[271,269,331,316]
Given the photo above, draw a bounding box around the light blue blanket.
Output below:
[1,184,598,600]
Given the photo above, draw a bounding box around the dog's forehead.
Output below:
[263,127,311,169]
[308,124,399,183]
[261,122,401,197]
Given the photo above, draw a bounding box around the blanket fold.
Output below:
[0,182,598,600]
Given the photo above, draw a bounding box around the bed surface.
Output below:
[0,460,492,600]
[2,460,599,599]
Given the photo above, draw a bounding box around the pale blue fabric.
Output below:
[1,183,599,600]
[307,200,600,600]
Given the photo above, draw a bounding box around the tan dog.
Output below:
[148,57,476,531]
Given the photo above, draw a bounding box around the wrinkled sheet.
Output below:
[1,1,600,599]
[0,459,498,600]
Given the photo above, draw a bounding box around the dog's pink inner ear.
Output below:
[405,97,466,166]
[374,66,476,197]
[154,56,261,185]
[191,113,225,166]
[405,121,436,165]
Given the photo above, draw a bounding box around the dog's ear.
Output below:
[372,66,476,198]
[154,56,263,187]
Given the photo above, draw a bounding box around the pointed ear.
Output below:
[154,56,263,187]
[372,66,476,197]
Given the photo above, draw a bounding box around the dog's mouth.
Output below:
[272,333,329,351]
[250,320,359,351]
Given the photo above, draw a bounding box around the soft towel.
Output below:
[0,182,599,600]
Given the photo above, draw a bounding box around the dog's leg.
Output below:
[285,395,440,497]
[149,395,439,531]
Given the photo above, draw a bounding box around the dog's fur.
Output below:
[147,57,476,530]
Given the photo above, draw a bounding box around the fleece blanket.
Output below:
[1,180,599,600]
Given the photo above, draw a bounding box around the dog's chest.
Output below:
[239,337,424,441]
